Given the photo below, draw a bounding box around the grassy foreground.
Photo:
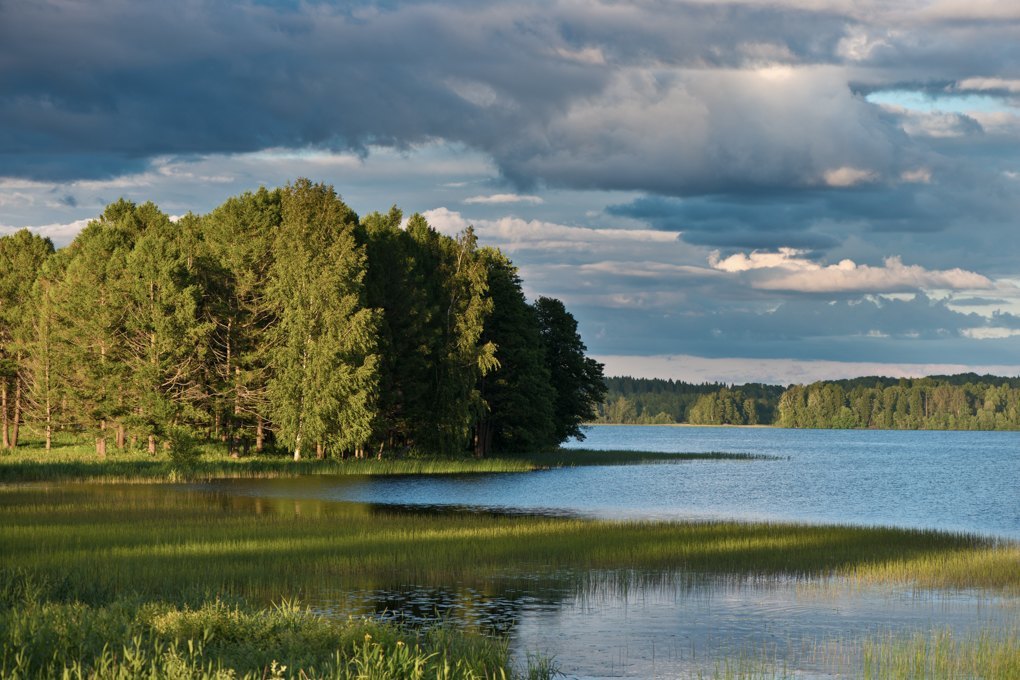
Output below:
[0,483,1018,677]
[0,436,766,483]
[0,594,532,679]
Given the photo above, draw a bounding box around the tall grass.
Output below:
[0,595,541,679]
[689,628,1020,679]
[1,484,1016,607]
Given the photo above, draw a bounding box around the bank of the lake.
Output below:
[0,435,762,484]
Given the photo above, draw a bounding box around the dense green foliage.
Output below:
[597,378,783,425]
[777,374,1020,429]
[0,181,605,459]
[599,374,1020,430]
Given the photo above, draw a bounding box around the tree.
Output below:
[533,297,606,443]
[473,249,555,455]
[0,230,54,448]
[358,206,433,455]
[266,180,380,460]
[49,203,142,455]
[202,187,283,454]
[404,217,497,454]
[120,206,214,450]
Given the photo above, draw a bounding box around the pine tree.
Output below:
[474,249,555,455]
[120,205,214,448]
[534,297,607,443]
[405,218,497,454]
[266,180,380,460]
[202,187,283,454]
[0,230,54,448]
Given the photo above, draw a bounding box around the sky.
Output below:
[3,0,1020,384]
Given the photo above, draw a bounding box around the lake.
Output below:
[188,426,1020,678]
[203,425,1020,539]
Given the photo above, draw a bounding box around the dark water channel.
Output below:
[190,426,1019,678]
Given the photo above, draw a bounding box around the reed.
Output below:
[2,484,1016,607]
[0,596,543,679]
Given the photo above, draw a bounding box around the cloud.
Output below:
[0,0,916,195]
[0,219,91,246]
[709,248,993,293]
[463,193,544,205]
[594,353,1020,384]
[955,77,1020,94]
[823,166,878,187]
[422,207,679,251]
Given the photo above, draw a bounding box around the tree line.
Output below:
[596,377,782,425]
[0,180,606,459]
[598,374,1020,430]
[776,375,1020,430]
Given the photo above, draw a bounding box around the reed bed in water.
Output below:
[0,437,762,483]
[694,627,1020,679]
[1,484,1017,606]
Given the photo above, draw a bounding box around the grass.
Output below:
[0,433,768,483]
[0,595,544,679]
[1,436,1016,678]
[1,484,1017,606]
[690,628,1020,679]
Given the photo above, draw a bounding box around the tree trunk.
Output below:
[255,416,264,453]
[116,424,126,449]
[316,441,324,460]
[10,378,21,448]
[473,420,492,458]
[44,355,52,452]
[294,434,302,461]
[96,437,106,458]
[148,435,156,456]
[1,379,8,449]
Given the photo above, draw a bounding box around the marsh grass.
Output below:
[1,484,1017,608]
[0,596,534,679]
[0,433,765,483]
[692,627,1020,679]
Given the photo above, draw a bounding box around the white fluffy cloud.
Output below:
[422,207,679,251]
[709,248,993,293]
[463,193,544,205]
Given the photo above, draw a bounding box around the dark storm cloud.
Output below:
[0,0,919,190]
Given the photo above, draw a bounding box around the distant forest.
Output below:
[0,180,606,459]
[598,374,1020,430]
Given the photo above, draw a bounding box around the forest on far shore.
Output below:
[0,180,606,460]
[597,374,1020,430]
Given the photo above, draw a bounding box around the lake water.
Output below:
[192,426,1020,678]
[208,425,1020,539]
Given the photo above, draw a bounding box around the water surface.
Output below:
[204,426,1020,539]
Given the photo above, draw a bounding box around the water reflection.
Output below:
[307,573,1016,679]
